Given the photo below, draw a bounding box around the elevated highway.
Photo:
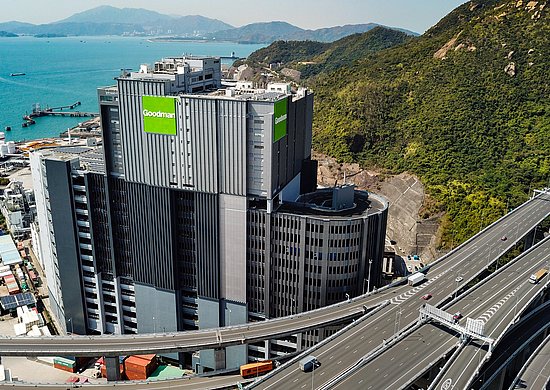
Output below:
[508,332,550,390]
[476,304,550,390]
[427,248,550,389]
[330,236,550,390]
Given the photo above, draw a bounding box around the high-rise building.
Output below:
[31,56,388,371]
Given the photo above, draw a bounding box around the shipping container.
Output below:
[125,370,147,380]
[124,355,158,379]
[54,362,76,373]
[54,357,76,368]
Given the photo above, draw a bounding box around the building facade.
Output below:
[31,56,388,371]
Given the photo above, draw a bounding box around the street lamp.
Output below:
[454,273,461,299]
[311,360,316,390]
[152,316,155,334]
[367,259,373,293]
[345,293,350,302]
[513,293,519,319]
[227,308,232,326]
[67,318,73,334]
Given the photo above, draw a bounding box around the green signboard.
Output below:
[142,96,177,135]
[273,98,288,142]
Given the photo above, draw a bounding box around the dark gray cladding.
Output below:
[44,158,87,334]
[85,173,113,274]
[194,192,220,299]
[126,181,174,290]
[102,176,220,297]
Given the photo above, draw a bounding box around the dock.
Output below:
[21,102,98,127]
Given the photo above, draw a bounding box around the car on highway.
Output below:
[501,235,507,241]
[453,312,463,323]
[455,276,463,283]
[421,293,432,300]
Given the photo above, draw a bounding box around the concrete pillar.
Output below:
[264,339,271,360]
[523,228,536,250]
[104,356,121,381]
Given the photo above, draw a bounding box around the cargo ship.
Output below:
[10,72,26,77]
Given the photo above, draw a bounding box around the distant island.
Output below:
[35,33,67,38]
[0,30,18,37]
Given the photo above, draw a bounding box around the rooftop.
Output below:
[278,188,388,219]
[39,146,105,174]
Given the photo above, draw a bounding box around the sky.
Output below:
[1,0,469,33]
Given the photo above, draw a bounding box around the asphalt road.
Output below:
[477,307,550,390]
[333,236,550,390]
[510,333,550,390]
[253,191,550,390]
[0,374,250,389]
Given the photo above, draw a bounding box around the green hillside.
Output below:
[310,0,549,245]
[246,27,411,78]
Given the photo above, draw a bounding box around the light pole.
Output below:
[67,318,73,334]
[513,293,519,319]
[152,316,155,334]
[227,308,232,326]
[367,259,373,293]
[311,360,315,390]
[455,272,461,299]
[345,293,350,302]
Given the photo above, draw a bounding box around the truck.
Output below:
[408,272,425,286]
[299,355,317,372]
[529,268,548,284]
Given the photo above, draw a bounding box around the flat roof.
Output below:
[278,189,387,219]
[0,235,22,266]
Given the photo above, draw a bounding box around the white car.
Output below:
[455,276,463,283]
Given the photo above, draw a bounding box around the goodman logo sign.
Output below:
[273,97,288,142]
[142,96,177,135]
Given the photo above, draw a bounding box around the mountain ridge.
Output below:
[0,6,417,41]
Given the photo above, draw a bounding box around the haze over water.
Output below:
[0,36,263,142]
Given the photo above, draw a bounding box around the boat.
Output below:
[10,72,26,77]
[4,126,11,131]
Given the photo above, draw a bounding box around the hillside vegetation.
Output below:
[307,0,549,246]
[247,27,411,79]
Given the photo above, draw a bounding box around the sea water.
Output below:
[0,36,264,142]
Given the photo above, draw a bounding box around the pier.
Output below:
[21,102,98,127]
